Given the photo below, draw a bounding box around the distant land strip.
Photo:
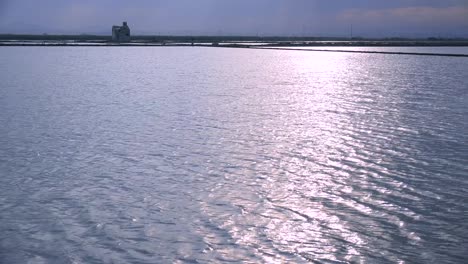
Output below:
[1,34,468,45]
[1,37,468,57]
[1,34,468,42]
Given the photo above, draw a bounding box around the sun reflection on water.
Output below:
[195,52,390,262]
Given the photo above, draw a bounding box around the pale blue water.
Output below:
[1,47,467,263]
[275,46,468,55]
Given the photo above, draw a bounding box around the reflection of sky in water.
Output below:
[192,50,465,262]
[0,47,467,263]
[272,46,468,55]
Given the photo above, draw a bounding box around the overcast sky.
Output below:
[0,0,467,37]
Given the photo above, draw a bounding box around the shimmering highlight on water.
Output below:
[0,47,467,263]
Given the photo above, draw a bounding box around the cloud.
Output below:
[1,1,467,36]
[339,6,468,28]
[0,0,9,17]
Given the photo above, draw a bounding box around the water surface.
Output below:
[273,46,468,55]
[1,47,467,263]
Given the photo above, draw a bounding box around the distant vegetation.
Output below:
[1,34,467,47]
[1,34,467,42]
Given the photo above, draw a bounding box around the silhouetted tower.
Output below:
[112,22,131,42]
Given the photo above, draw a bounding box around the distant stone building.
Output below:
[112,22,130,42]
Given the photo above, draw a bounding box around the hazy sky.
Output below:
[0,0,467,37]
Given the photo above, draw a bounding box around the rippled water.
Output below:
[275,46,468,55]
[1,47,467,263]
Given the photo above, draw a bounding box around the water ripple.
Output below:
[1,47,467,263]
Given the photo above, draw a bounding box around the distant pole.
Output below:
[350,24,353,39]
